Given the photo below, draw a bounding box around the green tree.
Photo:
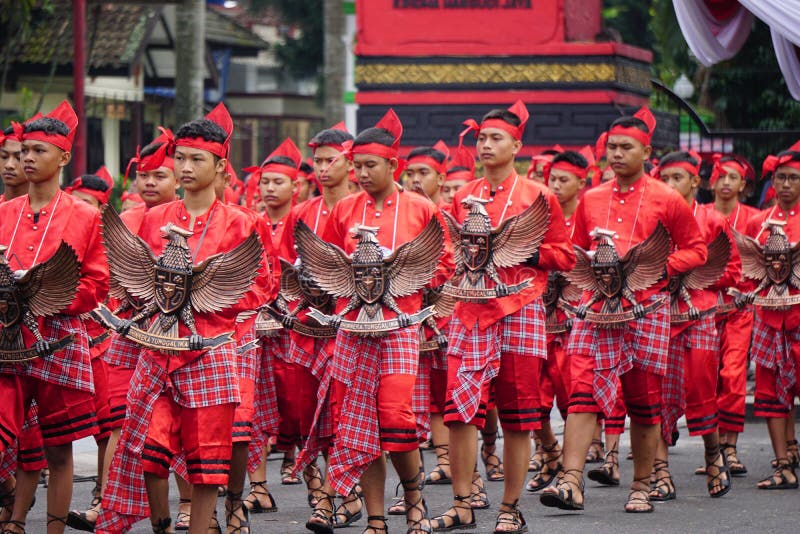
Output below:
[249,0,323,78]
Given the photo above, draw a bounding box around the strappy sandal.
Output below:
[333,487,363,529]
[539,469,584,511]
[424,444,452,485]
[469,471,490,509]
[281,457,301,485]
[493,499,527,534]
[625,478,654,513]
[0,485,14,523]
[208,509,222,533]
[66,503,102,532]
[387,495,406,515]
[526,441,562,492]
[481,431,505,481]
[721,443,747,476]
[705,445,732,498]
[758,459,799,490]
[585,439,605,464]
[529,443,544,473]
[304,461,325,508]
[175,498,191,530]
[225,490,251,534]
[149,517,171,534]
[587,447,620,486]
[401,472,431,534]
[1,520,25,534]
[306,492,335,534]
[427,494,476,531]
[648,459,676,502]
[788,440,800,467]
[243,480,278,513]
[362,515,388,534]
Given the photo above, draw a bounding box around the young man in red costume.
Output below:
[0,125,29,202]
[429,101,575,533]
[278,123,365,527]
[440,146,475,206]
[0,100,109,534]
[653,150,740,501]
[703,155,760,475]
[96,103,273,534]
[300,109,454,534]
[539,108,707,514]
[526,150,589,494]
[744,144,800,491]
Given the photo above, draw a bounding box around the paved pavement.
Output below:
[18,414,800,533]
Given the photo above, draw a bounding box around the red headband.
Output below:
[546,161,590,180]
[124,127,176,189]
[351,109,403,160]
[763,141,800,177]
[608,106,655,146]
[710,153,752,185]
[22,100,77,152]
[175,102,233,159]
[446,145,476,183]
[309,121,351,153]
[243,166,262,210]
[407,140,449,175]
[461,99,529,141]
[660,150,702,180]
[121,191,143,204]
[261,137,302,180]
[66,166,113,205]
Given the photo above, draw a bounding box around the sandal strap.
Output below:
[2,520,25,534]
[652,458,670,471]
[364,515,388,533]
[434,444,450,464]
[179,498,192,504]
[46,514,68,526]
[150,517,171,534]
[454,494,473,510]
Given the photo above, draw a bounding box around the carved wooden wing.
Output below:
[440,210,463,268]
[190,232,264,314]
[621,222,671,292]
[733,230,768,282]
[278,258,303,302]
[683,230,732,290]
[563,245,599,292]
[18,241,81,317]
[384,217,445,298]
[491,193,551,269]
[293,219,354,298]
[101,205,157,302]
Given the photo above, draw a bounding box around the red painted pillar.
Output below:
[564,0,602,42]
[72,0,86,176]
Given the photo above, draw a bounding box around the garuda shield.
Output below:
[0,242,80,361]
[294,219,444,336]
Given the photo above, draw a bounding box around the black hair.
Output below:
[408,146,447,164]
[24,117,69,136]
[299,161,314,174]
[540,149,561,156]
[174,119,227,144]
[551,151,589,169]
[644,161,655,173]
[447,166,470,175]
[310,128,353,147]
[75,174,110,192]
[352,127,395,149]
[2,126,12,136]
[609,116,649,134]
[659,151,699,170]
[264,155,298,168]
[139,141,164,158]
[481,109,521,127]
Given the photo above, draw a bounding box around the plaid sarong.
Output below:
[567,295,670,417]
[751,314,800,410]
[447,300,546,423]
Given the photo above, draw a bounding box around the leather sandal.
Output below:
[758,459,799,490]
[304,461,325,508]
[721,443,747,476]
[226,490,251,534]
[66,504,101,532]
[526,441,562,492]
[427,494,476,531]
[281,457,301,485]
[469,471,490,509]
[494,499,527,534]
[539,469,584,511]
[587,447,620,486]
[788,440,800,467]
[625,478,654,514]
[585,439,605,464]
[208,509,222,533]
[648,459,676,502]
[174,498,191,530]
[333,488,363,529]
[362,515,388,534]
[481,430,505,481]
[1,520,25,534]
[529,443,544,473]
[306,492,335,534]
[243,481,278,513]
[424,444,451,485]
[705,445,732,498]
[401,472,431,534]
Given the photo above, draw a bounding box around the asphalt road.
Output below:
[19,415,800,533]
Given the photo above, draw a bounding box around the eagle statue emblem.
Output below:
[97,206,264,351]
[0,242,80,360]
[667,230,731,321]
[564,223,670,326]
[293,218,444,334]
[442,194,549,300]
